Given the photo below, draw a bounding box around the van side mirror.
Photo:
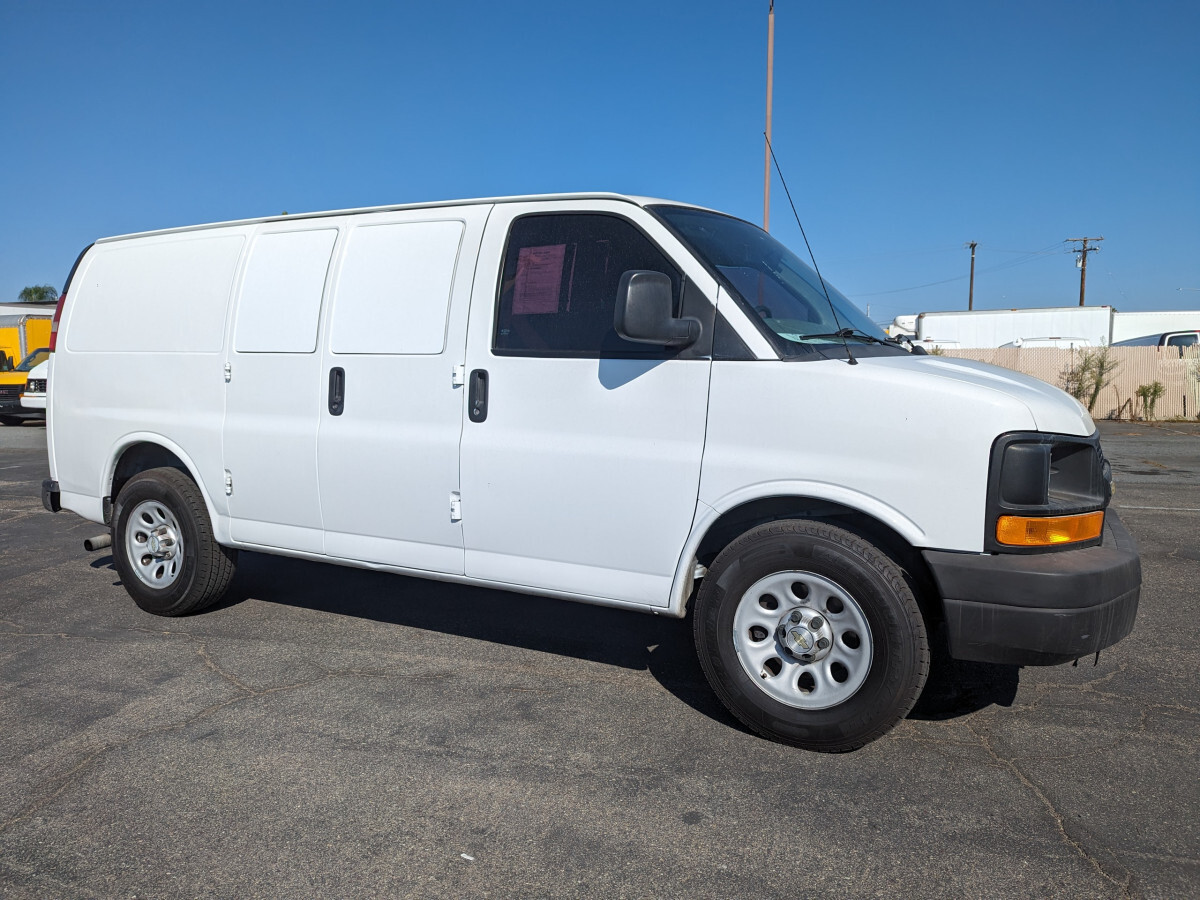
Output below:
[614,270,701,347]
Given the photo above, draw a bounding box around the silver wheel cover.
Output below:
[125,499,184,590]
[732,570,874,710]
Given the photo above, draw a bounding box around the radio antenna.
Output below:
[764,133,856,365]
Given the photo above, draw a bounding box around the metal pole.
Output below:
[967,241,977,310]
[763,0,775,231]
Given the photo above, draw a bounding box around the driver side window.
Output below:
[493,213,683,357]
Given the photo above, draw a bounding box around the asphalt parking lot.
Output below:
[1,420,1197,899]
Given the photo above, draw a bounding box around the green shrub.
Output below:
[1061,347,1120,415]
[1135,381,1166,420]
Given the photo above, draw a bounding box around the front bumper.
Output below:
[923,511,1140,665]
[1,395,42,418]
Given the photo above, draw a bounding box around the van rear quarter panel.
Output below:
[51,228,252,522]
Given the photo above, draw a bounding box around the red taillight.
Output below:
[49,293,66,352]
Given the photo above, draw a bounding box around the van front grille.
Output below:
[0,385,21,402]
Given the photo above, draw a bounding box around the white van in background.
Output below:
[1113,330,1200,349]
[42,193,1140,751]
[1000,337,1093,350]
[19,359,48,410]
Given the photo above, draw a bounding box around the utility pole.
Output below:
[966,241,977,310]
[1066,237,1104,306]
[763,0,775,231]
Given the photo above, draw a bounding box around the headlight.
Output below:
[26,379,46,393]
[985,432,1110,553]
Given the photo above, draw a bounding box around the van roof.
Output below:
[93,193,714,244]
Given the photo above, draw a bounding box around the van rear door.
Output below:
[223,226,338,553]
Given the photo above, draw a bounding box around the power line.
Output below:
[983,246,1070,254]
[856,274,973,297]
[855,243,1061,297]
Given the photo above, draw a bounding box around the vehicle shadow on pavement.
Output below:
[909,627,1020,720]
[101,549,1022,729]
[213,551,746,731]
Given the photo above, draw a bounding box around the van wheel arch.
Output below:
[690,497,942,626]
[110,442,194,516]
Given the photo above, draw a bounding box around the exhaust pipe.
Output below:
[84,534,112,552]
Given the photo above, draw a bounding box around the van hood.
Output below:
[862,354,1095,436]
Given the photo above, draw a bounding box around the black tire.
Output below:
[111,467,237,616]
[693,519,929,752]
[0,415,25,426]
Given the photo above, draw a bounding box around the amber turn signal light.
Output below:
[996,511,1104,547]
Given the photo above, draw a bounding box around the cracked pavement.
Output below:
[1,420,1197,898]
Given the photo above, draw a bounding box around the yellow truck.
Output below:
[0,314,52,372]
[0,346,50,425]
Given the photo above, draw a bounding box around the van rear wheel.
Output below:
[111,467,237,616]
[693,519,928,752]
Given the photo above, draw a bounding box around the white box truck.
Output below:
[1111,310,1200,344]
[913,306,1113,349]
[903,305,1200,349]
[41,194,1140,751]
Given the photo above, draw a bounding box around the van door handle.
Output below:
[328,367,345,416]
[468,369,488,423]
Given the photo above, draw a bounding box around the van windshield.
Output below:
[651,205,895,357]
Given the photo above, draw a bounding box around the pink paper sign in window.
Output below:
[512,244,565,315]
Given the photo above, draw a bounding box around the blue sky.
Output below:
[2,0,1197,323]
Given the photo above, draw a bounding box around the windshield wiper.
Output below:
[801,328,894,346]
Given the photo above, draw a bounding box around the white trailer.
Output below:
[1111,310,1200,343]
[903,306,1200,349]
[915,306,1113,349]
[885,314,917,338]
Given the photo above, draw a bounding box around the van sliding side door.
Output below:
[314,207,489,575]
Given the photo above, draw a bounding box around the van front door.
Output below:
[459,202,716,607]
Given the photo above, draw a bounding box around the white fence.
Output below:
[938,346,1200,420]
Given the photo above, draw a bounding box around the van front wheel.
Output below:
[111,467,237,616]
[693,519,928,752]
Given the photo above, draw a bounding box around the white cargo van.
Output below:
[42,194,1140,751]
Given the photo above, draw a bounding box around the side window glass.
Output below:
[494,214,682,356]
